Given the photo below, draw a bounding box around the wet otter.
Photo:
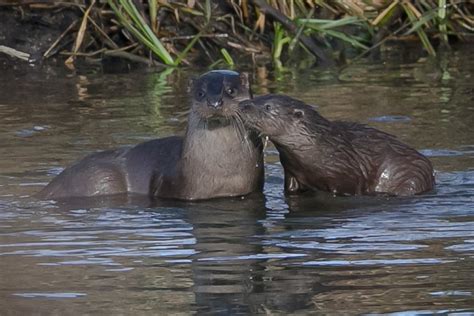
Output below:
[39,70,264,200]
[238,94,435,196]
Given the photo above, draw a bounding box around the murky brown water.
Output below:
[1,47,474,315]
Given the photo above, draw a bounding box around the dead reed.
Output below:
[2,0,473,68]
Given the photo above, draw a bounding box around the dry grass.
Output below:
[2,0,473,68]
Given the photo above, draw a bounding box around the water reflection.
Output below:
[1,47,474,314]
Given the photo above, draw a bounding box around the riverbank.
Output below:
[1,1,473,70]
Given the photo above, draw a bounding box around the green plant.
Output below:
[108,0,175,65]
[272,22,292,66]
[220,48,235,66]
[299,17,371,50]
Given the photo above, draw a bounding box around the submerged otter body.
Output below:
[39,70,264,200]
[238,94,435,196]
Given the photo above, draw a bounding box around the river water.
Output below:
[1,47,473,315]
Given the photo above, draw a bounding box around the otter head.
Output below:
[238,94,311,139]
[188,70,251,124]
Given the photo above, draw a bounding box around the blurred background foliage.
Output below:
[0,0,473,68]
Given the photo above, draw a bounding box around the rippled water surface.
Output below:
[1,48,474,315]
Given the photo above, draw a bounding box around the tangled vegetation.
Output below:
[2,0,473,69]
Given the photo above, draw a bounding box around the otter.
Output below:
[238,94,435,196]
[38,70,264,200]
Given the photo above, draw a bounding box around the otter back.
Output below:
[38,70,264,200]
[238,94,435,197]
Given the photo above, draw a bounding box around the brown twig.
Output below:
[227,41,261,53]
[104,50,164,67]
[82,10,119,49]
[43,19,78,58]
[451,0,474,27]
[60,44,160,67]
[65,0,96,68]
[60,48,106,57]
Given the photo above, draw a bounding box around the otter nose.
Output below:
[207,98,223,109]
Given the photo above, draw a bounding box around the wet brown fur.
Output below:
[238,94,435,196]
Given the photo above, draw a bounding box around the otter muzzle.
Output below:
[207,98,223,109]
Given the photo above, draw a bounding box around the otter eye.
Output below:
[265,104,272,111]
[197,90,206,99]
[293,109,304,119]
[226,87,235,97]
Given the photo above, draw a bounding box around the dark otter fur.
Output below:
[150,70,264,200]
[238,94,435,196]
[38,70,264,200]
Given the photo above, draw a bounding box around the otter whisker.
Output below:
[232,113,252,154]
[234,113,248,140]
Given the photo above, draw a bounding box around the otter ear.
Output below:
[187,77,196,93]
[239,72,250,89]
[293,109,304,120]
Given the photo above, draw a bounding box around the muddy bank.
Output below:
[1,2,473,70]
[0,8,78,64]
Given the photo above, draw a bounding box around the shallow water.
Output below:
[1,48,474,315]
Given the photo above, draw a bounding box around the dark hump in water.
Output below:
[38,70,263,200]
[238,94,435,197]
[37,136,183,199]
